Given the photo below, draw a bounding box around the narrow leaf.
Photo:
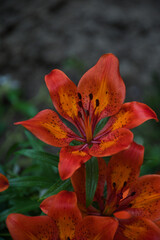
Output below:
[39,179,71,200]
[25,130,43,150]
[0,200,39,222]
[16,149,59,168]
[9,176,53,188]
[85,157,99,207]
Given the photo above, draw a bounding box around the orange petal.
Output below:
[155,219,160,228]
[114,217,160,240]
[78,53,125,119]
[0,173,9,192]
[128,175,160,221]
[114,210,132,220]
[89,128,133,157]
[45,69,79,124]
[40,191,82,240]
[102,102,158,133]
[94,158,107,210]
[71,164,87,213]
[6,214,59,240]
[76,216,118,240]
[106,142,144,198]
[15,109,76,147]
[59,145,91,180]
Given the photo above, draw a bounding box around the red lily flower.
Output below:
[6,190,118,240]
[0,173,9,192]
[15,54,158,179]
[72,142,160,239]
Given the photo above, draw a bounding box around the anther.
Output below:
[78,111,82,118]
[123,181,127,188]
[89,93,93,100]
[113,182,116,189]
[78,92,82,99]
[96,99,99,107]
[67,238,70,240]
[78,101,83,108]
[128,203,132,208]
[131,191,136,196]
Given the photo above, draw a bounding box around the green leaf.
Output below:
[94,117,108,136]
[0,200,39,222]
[0,193,16,204]
[9,176,53,188]
[85,157,99,207]
[16,149,59,168]
[39,179,71,200]
[25,131,43,150]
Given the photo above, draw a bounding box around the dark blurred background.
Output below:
[0,0,160,169]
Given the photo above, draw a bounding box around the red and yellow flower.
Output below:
[72,142,160,239]
[0,173,9,192]
[6,190,118,240]
[15,54,158,179]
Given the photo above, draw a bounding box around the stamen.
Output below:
[78,111,82,118]
[96,99,99,107]
[123,181,127,188]
[78,101,83,108]
[86,110,89,116]
[89,93,93,100]
[113,182,116,189]
[131,191,136,196]
[79,143,88,151]
[78,92,82,99]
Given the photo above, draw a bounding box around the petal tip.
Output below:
[0,174,9,192]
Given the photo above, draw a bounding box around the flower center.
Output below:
[75,93,100,143]
[103,181,136,216]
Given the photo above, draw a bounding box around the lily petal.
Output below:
[15,109,76,147]
[40,191,82,240]
[78,53,125,120]
[6,214,59,240]
[128,175,160,221]
[94,158,107,211]
[59,145,91,180]
[89,128,133,157]
[71,164,86,212]
[76,216,118,240]
[0,173,9,192]
[101,102,158,133]
[106,142,144,198]
[114,217,160,240]
[45,69,79,124]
